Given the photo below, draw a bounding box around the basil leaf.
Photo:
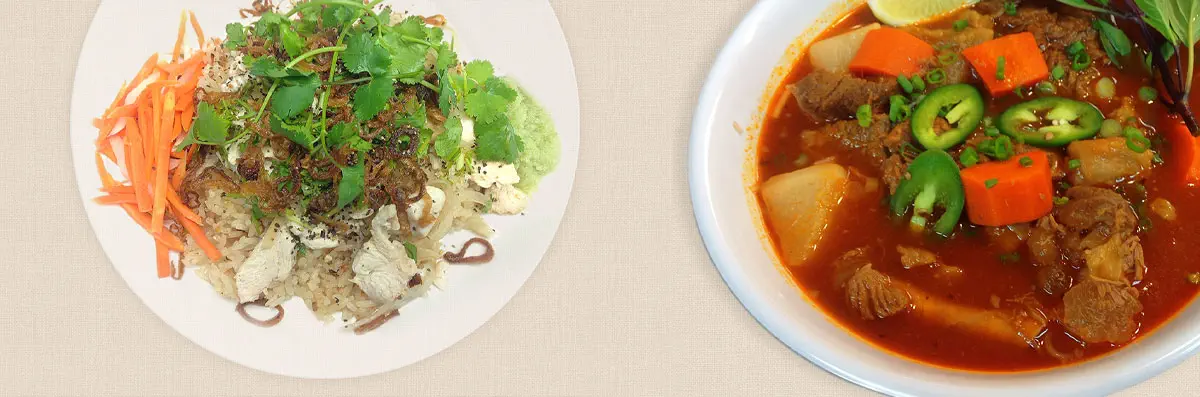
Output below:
[1094,19,1132,67]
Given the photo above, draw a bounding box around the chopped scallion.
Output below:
[1068,159,1081,169]
[898,74,914,94]
[953,19,969,32]
[927,69,946,84]
[996,56,1007,81]
[960,147,979,167]
[985,178,999,188]
[1051,65,1066,80]
[856,104,873,128]
[1019,156,1033,167]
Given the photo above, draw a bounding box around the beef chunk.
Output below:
[821,115,893,166]
[897,245,938,269]
[789,70,898,121]
[904,10,995,85]
[845,264,912,320]
[1083,235,1145,284]
[1055,187,1139,261]
[1062,278,1142,344]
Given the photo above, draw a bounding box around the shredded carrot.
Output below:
[107,81,130,114]
[95,193,139,205]
[180,216,222,262]
[172,11,188,62]
[120,204,185,251]
[172,146,193,188]
[188,11,204,48]
[155,241,171,279]
[92,10,211,280]
[101,185,135,194]
[95,153,117,188]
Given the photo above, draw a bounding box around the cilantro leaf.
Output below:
[343,31,391,76]
[438,70,461,113]
[224,23,248,49]
[253,12,288,40]
[353,76,395,120]
[280,26,306,59]
[335,159,366,211]
[271,75,320,119]
[403,241,418,260]
[395,100,427,129]
[269,114,317,150]
[175,102,230,150]
[464,77,517,123]
[385,41,428,83]
[394,16,429,39]
[417,127,433,158]
[474,117,524,163]
[321,4,356,28]
[464,60,495,84]
[327,122,373,152]
[435,43,458,74]
[247,57,310,79]
[435,115,463,158]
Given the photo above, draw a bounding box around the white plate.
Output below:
[70,0,578,379]
[688,0,1200,396]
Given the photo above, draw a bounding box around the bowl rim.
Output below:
[687,0,1200,395]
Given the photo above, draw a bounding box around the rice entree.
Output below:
[90,0,560,333]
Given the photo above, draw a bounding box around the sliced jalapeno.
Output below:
[912,84,985,150]
[997,97,1104,146]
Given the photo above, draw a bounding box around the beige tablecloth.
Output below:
[3,0,1198,395]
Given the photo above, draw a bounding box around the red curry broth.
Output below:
[757,2,1200,371]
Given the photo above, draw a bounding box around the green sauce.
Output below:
[505,78,560,193]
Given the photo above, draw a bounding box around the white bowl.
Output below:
[687,1,1200,395]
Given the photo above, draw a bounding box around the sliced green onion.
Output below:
[1004,1,1017,15]
[1125,127,1150,153]
[986,126,1000,137]
[939,52,960,65]
[1072,52,1092,71]
[985,178,999,188]
[1036,81,1057,94]
[996,56,1007,80]
[1051,65,1066,80]
[1068,159,1081,169]
[993,136,1013,160]
[1067,41,1086,56]
[912,75,926,92]
[888,95,911,123]
[1019,156,1034,167]
[926,69,946,84]
[1139,86,1158,102]
[960,147,979,167]
[1096,77,1116,99]
[953,19,969,31]
[898,75,914,94]
[1054,196,1070,205]
[857,104,873,127]
[1100,119,1124,138]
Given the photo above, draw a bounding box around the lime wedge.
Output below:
[867,0,979,27]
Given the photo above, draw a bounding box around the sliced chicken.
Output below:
[352,204,424,304]
[235,221,297,303]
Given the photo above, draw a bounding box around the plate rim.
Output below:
[69,0,580,379]
[686,0,1200,396]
